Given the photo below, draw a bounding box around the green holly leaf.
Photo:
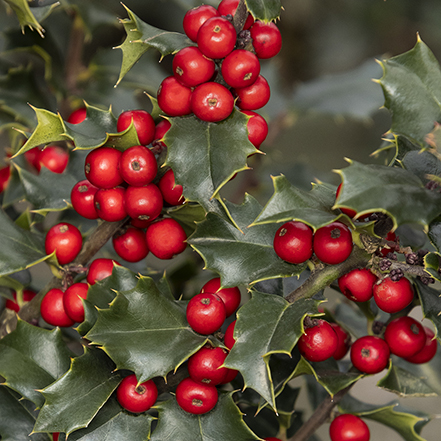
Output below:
[401,149,441,185]
[415,281,441,339]
[189,194,305,287]
[116,5,194,85]
[85,275,207,383]
[251,175,344,229]
[246,0,282,21]
[164,111,259,213]
[34,347,123,436]
[0,208,50,277]
[224,291,320,409]
[0,386,50,441]
[423,252,441,282]
[335,160,441,230]
[377,36,441,147]
[339,394,430,441]
[428,219,441,253]
[166,203,206,237]
[150,393,260,441]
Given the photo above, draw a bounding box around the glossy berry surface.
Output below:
[0,165,11,193]
[234,75,271,110]
[117,110,156,146]
[221,49,260,88]
[188,345,229,385]
[183,4,219,42]
[201,277,241,317]
[5,289,36,313]
[37,146,69,174]
[63,282,89,323]
[350,335,390,374]
[94,187,127,222]
[217,0,254,29]
[197,16,237,59]
[117,374,158,413]
[84,147,123,189]
[373,277,414,314]
[87,258,119,285]
[298,319,338,362]
[224,320,236,349]
[45,222,82,265]
[384,316,426,358]
[329,414,370,441]
[186,293,226,335]
[313,222,353,265]
[405,327,438,364]
[330,323,351,360]
[146,218,187,259]
[119,145,157,187]
[241,110,268,148]
[157,76,192,117]
[124,184,163,222]
[40,288,75,327]
[158,169,184,206]
[273,221,313,264]
[173,46,216,87]
[176,377,218,414]
[338,268,378,303]
[71,179,99,219]
[191,82,234,122]
[250,21,282,59]
[154,119,171,145]
[67,107,86,124]
[112,226,149,262]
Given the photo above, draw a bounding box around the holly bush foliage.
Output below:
[1,1,441,441]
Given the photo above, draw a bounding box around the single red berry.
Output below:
[45,222,82,265]
[188,345,229,385]
[70,179,99,219]
[124,184,163,222]
[224,320,236,349]
[187,293,226,335]
[173,46,216,88]
[350,335,390,374]
[338,268,378,303]
[63,282,89,323]
[67,107,86,124]
[313,222,353,265]
[87,258,119,285]
[273,221,313,264]
[37,145,69,174]
[157,76,192,117]
[117,110,156,146]
[250,21,282,59]
[183,4,219,42]
[330,323,351,360]
[329,414,370,441]
[405,327,438,364]
[384,316,426,358]
[298,319,338,362]
[241,110,268,149]
[158,169,184,206]
[119,145,157,187]
[146,218,187,259]
[0,165,11,193]
[234,74,271,110]
[221,49,260,88]
[24,147,41,170]
[219,366,238,384]
[5,289,36,313]
[264,439,282,441]
[85,147,123,189]
[191,82,234,122]
[197,16,237,59]
[373,277,414,314]
[201,277,241,317]
[217,0,254,29]
[52,433,60,441]
[40,288,75,327]
[112,226,149,262]
[154,119,171,146]
[176,377,218,414]
[117,374,158,413]
[94,186,127,222]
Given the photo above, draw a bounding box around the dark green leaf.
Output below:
[415,281,441,339]
[402,150,441,184]
[34,347,123,435]
[423,252,441,282]
[246,0,282,21]
[189,194,305,287]
[166,203,206,237]
[428,219,441,252]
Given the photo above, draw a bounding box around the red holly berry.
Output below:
[384,316,426,358]
[176,377,218,414]
[405,327,438,364]
[117,110,156,146]
[373,276,414,314]
[221,49,260,89]
[197,16,237,59]
[350,335,390,374]
[124,184,163,222]
[67,107,87,124]
[264,438,282,441]
[0,165,11,193]
[119,145,157,187]
[40,288,75,327]
[158,169,184,206]
[86,258,119,285]
[45,222,82,265]
[186,293,226,335]
[298,319,338,362]
[146,218,187,259]
[5,289,36,313]
[201,277,241,317]
[313,222,353,265]
[250,21,282,59]
[37,145,69,174]
[112,226,149,262]
[94,186,127,222]
[157,76,192,117]
[335,183,357,218]
[273,221,314,264]
[84,147,123,189]
[329,414,370,441]
[70,179,99,219]
[191,82,234,122]
[52,433,60,441]
[24,146,41,170]
[63,282,89,323]
[224,320,236,349]
[234,74,271,110]
[117,374,158,413]
[217,0,254,30]
[241,110,268,148]
[330,323,351,360]
[154,119,171,146]
[338,268,378,303]
[183,4,219,42]
[188,345,229,385]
